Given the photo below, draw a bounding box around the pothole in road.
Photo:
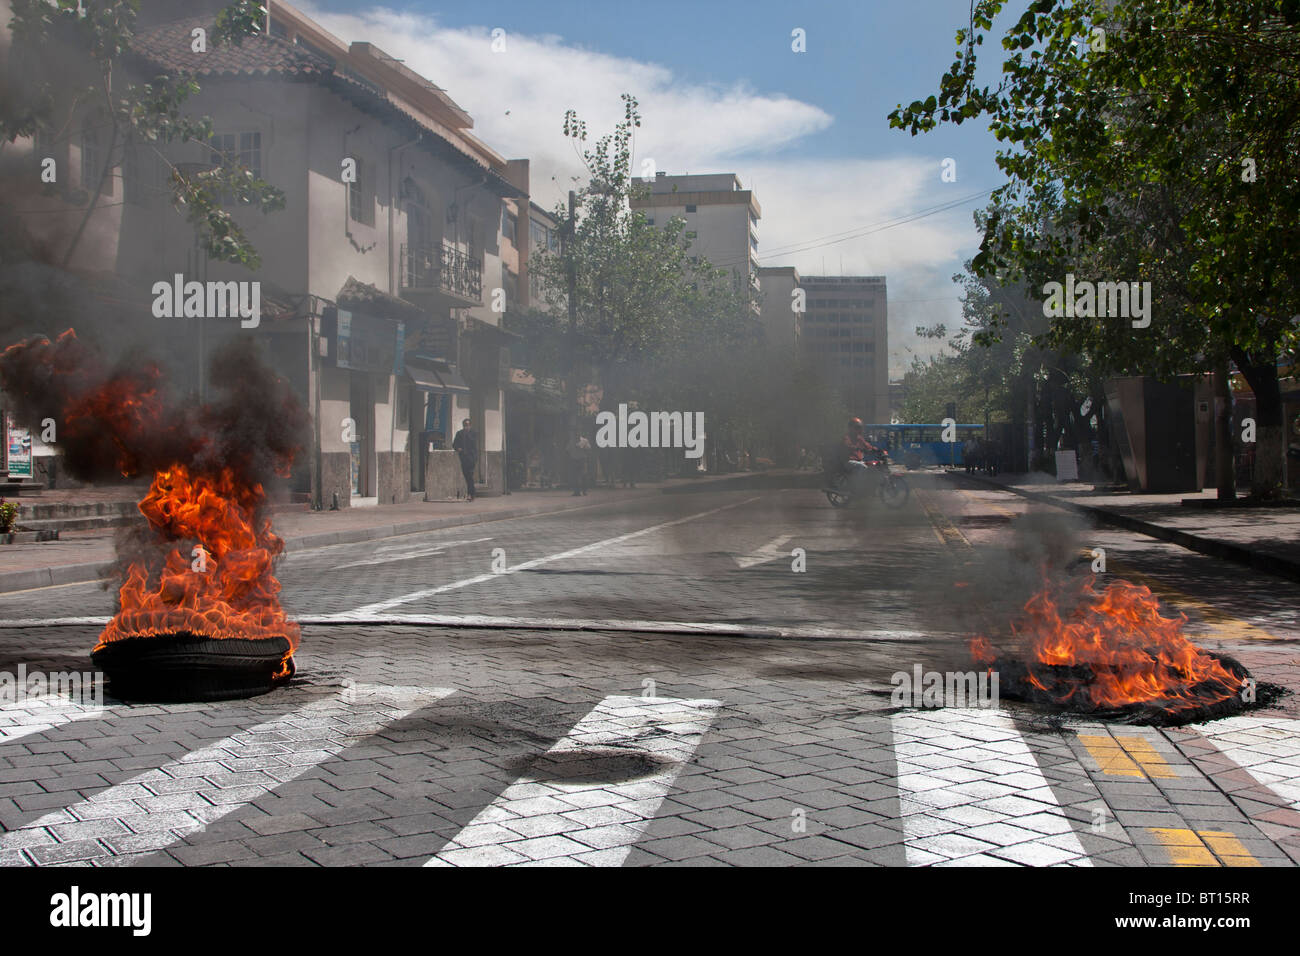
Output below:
[512,747,676,785]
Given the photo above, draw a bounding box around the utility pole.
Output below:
[564,190,578,438]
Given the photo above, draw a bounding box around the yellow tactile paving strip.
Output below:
[1149,828,1262,867]
[1078,733,1179,780]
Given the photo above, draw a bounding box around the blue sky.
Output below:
[299,0,1018,376]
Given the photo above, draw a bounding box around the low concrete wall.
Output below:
[377,451,411,505]
[424,450,468,500]
[321,452,351,508]
[422,450,505,499]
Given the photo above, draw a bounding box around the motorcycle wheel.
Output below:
[825,473,853,508]
[878,473,910,507]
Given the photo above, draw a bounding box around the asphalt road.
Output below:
[1,474,1297,867]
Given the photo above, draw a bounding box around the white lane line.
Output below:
[334,537,493,570]
[342,496,764,616]
[733,534,793,569]
[0,683,453,864]
[1,694,110,746]
[306,613,930,642]
[0,613,934,643]
[891,708,1091,867]
[426,695,720,867]
[1192,714,1300,808]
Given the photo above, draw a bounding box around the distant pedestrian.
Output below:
[568,432,591,496]
[452,418,478,501]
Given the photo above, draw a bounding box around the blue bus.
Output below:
[863,423,985,469]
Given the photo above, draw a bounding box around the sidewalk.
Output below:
[0,471,779,594]
[950,471,1300,584]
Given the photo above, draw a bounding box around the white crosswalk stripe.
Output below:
[1191,714,1300,808]
[1,692,111,746]
[6,680,1297,867]
[891,708,1092,867]
[0,684,453,864]
[426,695,720,867]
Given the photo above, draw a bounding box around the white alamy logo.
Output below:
[595,404,705,459]
[891,665,1000,708]
[0,665,103,709]
[1041,273,1152,328]
[50,887,151,936]
[151,274,261,328]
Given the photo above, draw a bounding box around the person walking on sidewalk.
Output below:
[452,418,478,501]
[568,431,592,495]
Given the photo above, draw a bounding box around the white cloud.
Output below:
[298,3,980,378]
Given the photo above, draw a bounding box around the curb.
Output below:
[948,472,1300,585]
[0,471,779,595]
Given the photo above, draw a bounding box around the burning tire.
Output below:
[972,578,1259,727]
[991,651,1252,727]
[92,634,295,703]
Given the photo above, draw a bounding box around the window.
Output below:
[502,206,517,242]
[348,156,375,226]
[645,217,655,226]
[124,143,164,205]
[685,204,697,213]
[81,121,102,191]
[211,131,261,179]
[530,218,549,252]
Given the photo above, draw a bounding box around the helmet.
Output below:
[848,417,864,432]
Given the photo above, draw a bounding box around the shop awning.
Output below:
[405,361,471,394]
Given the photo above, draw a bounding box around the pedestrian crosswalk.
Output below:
[427,695,719,867]
[1,686,1296,867]
[892,708,1091,867]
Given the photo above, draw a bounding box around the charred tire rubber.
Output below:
[91,634,295,703]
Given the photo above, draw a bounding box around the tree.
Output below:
[890,0,1300,496]
[1,0,284,270]
[528,95,760,453]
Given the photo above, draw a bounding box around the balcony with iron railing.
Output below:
[401,239,483,307]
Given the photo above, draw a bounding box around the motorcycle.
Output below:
[823,452,910,509]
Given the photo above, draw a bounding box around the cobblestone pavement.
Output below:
[0,477,1297,866]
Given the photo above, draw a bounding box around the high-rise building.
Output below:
[629,172,761,296]
[756,265,802,353]
[798,276,889,423]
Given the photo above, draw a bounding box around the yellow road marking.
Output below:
[1149,828,1261,867]
[1199,830,1263,867]
[917,491,973,552]
[1078,735,1144,777]
[1115,735,1180,780]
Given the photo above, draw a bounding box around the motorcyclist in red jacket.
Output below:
[842,418,886,490]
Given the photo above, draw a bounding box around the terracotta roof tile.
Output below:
[130,15,333,78]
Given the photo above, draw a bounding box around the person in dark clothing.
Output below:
[452,418,478,501]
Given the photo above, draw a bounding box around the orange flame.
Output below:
[93,465,298,678]
[973,578,1243,712]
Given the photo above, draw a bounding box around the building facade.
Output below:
[799,276,890,424]
[756,265,802,354]
[629,172,761,295]
[1,0,543,506]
